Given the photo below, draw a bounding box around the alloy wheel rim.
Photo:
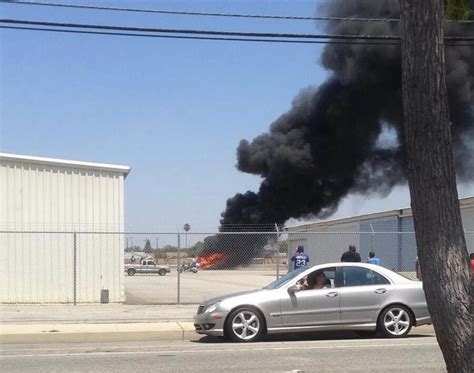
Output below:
[384,308,410,336]
[232,311,260,340]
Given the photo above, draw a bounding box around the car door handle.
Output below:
[326,292,339,298]
[374,288,387,294]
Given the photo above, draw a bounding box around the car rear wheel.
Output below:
[378,305,412,338]
[158,268,167,276]
[127,268,136,276]
[226,308,265,343]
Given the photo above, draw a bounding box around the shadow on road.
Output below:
[194,330,434,344]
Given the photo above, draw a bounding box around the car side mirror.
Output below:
[288,284,302,294]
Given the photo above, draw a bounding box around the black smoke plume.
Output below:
[221,0,474,226]
[200,1,473,269]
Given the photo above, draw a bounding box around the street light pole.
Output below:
[183,223,191,252]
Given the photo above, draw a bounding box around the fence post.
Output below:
[73,232,77,306]
[275,224,280,279]
[397,216,402,271]
[177,233,181,304]
[369,223,375,254]
[286,232,290,273]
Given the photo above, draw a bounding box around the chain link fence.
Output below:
[1,230,473,304]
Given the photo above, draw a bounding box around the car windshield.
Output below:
[263,267,306,289]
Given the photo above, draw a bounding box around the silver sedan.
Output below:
[193,263,431,342]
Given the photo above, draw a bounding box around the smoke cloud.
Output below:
[221,0,474,226]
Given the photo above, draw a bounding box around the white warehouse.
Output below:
[287,196,474,271]
[0,153,130,303]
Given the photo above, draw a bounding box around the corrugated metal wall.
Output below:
[462,207,474,253]
[287,201,473,272]
[288,222,361,266]
[0,159,125,303]
[360,217,400,270]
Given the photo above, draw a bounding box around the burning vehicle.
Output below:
[197,225,281,270]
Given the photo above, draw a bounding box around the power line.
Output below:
[0,18,403,41]
[1,19,473,43]
[2,25,472,47]
[3,0,474,24]
[0,26,405,45]
[0,0,400,23]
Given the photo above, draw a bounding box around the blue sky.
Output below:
[1,0,472,234]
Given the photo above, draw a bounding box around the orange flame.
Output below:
[197,252,226,270]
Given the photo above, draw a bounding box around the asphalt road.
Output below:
[1,333,445,372]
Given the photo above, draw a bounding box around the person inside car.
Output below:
[302,271,328,290]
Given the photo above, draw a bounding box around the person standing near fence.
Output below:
[291,246,310,270]
[367,251,381,265]
[341,244,361,262]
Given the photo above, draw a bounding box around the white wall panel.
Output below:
[463,207,474,253]
[0,155,128,303]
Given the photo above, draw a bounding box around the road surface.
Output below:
[1,333,445,372]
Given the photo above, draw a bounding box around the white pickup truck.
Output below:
[124,259,171,276]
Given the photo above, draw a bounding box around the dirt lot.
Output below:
[124,269,287,304]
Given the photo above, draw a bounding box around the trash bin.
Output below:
[100,289,109,303]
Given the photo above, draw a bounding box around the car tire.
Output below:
[378,305,413,338]
[225,307,265,343]
[158,268,167,276]
[127,268,136,276]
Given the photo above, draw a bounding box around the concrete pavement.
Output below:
[0,304,198,344]
[1,321,197,344]
[0,304,198,324]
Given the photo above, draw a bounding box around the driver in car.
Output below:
[300,271,328,290]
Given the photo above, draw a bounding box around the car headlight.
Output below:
[204,302,220,313]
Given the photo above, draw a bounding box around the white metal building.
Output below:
[287,196,474,271]
[0,153,130,303]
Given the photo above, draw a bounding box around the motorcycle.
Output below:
[177,263,198,273]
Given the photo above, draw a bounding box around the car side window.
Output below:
[343,267,390,287]
[371,270,391,285]
[298,267,337,290]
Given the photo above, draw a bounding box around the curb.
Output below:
[0,322,197,344]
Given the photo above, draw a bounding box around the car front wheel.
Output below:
[378,305,413,338]
[226,308,265,343]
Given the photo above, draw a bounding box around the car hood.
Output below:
[201,289,266,306]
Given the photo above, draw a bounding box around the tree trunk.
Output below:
[399,1,472,372]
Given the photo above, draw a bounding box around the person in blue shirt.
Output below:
[367,251,381,265]
[291,246,310,270]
